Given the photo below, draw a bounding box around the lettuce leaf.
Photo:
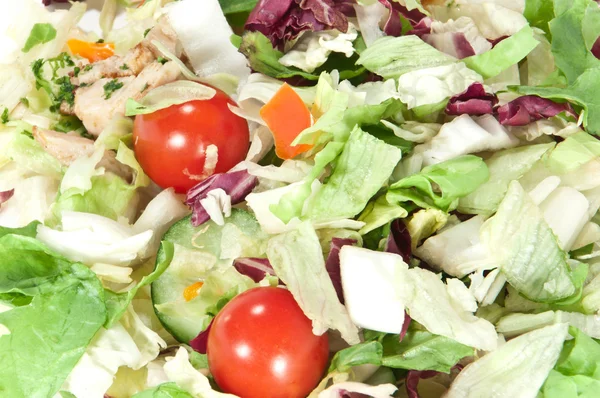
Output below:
[387,155,489,212]
[356,35,455,79]
[305,126,402,222]
[380,330,474,373]
[445,324,569,398]
[462,25,539,79]
[458,143,555,216]
[481,181,577,302]
[514,67,600,136]
[0,235,106,398]
[267,223,360,344]
[540,327,600,398]
[548,0,600,84]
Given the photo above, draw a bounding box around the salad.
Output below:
[1,0,600,397]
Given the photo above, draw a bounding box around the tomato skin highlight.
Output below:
[207,287,329,398]
[133,89,249,193]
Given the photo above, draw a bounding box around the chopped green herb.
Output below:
[120,64,130,70]
[53,116,85,134]
[47,52,75,79]
[80,131,94,140]
[21,130,33,139]
[79,82,89,88]
[103,79,124,99]
[22,23,57,53]
[51,76,76,110]
[73,67,81,77]
[143,28,151,38]
[84,64,93,72]
[20,98,29,108]
[31,59,52,95]
[96,39,105,44]
[1,108,8,124]
[157,57,167,65]
[140,83,149,92]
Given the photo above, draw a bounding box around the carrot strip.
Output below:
[183,281,204,302]
[67,39,115,63]
[260,83,313,160]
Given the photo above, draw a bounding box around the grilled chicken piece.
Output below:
[72,61,180,136]
[73,44,156,86]
[32,127,134,182]
[72,18,180,87]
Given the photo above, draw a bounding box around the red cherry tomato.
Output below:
[207,287,329,398]
[133,89,249,193]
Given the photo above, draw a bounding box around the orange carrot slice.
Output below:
[67,39,115,63]
[260,83,313,160]
[183,281,204,302]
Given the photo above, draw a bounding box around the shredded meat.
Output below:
[33,127,134,182]
[72,61,180,136]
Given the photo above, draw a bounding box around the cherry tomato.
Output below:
[207,287,329,398]
[133,89,249,193]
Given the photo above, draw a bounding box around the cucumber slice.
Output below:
[151,209,266,343]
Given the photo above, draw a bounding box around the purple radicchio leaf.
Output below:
[496,95,577,127]
[385,219,411,263]
[406,17,432,37]
[326,238,357,304]
[378,0,427,36]
[245,0,353,49]
[406,370,440,398]
[399,312,411,341]
[0,189,14,207]
[233,257,278,283]
[592,36,600,59]
[189,319,213,354]
[339,391,372,398]
[488,35,509,48]
[445,83,498,116]
[422,31,476,59]
[185,170,258,227]
[406,365,464,398]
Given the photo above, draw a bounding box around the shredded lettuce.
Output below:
[0,234,106,398]
[357,35,456,79]
[463,25,539,79]
[445,324,569,398]
[481,181,578,303]
[267,223,360,344]
[387,155,490,212]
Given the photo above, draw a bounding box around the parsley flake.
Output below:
[103,79,124,99]
[1,108,8,124]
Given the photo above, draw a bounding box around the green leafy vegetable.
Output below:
[1,108,8,124]
[239,32,365,82]
[514,68,600,135]
[357,35,455,79]
[104,241,174,327]
[218,0,258,14]
[463,25,539,79]
[481,181,577,303]
[540,327,600,398]
[458,143,555,216]
[103,79,124,99]
[305,126,402,222]
[329,341,383,373]
[381,330,474,373]
[22,23,57,53]
[387,155,490,212]
[524,0,555,35]
[0,235,106,398]
[549,0,600,84]
[132,383,194,398]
